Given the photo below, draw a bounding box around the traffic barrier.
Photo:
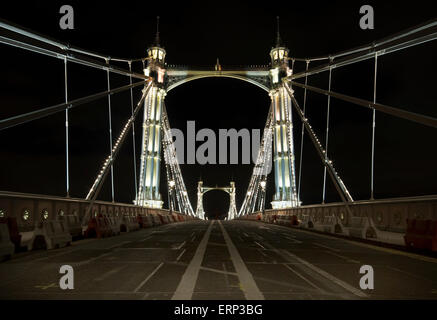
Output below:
[62,215,82,239]
[139,215,153,228]
[151,215,162,226]
[0,217,21,250]
[348,216,373,239]
[315,215,337,233]
[158,214,169,224]
[84,216,112,238]
[120,216,140,232]
[108,217,121,236]
[299,214,313,228]
[0,223,14,261]
[38,220,72,250]
[404,219,437,251]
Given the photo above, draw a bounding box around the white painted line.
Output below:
[176,248,186,262]
[107,241,131,250]
[172,221,214,300]
[323,250,360,264]
[282,263,325,293]
[280,249,368,298]
[200,266,238,276]
[94,266,125,282]
[313,242,341,252]
[257,249,267,257]
[285,236,303,244]
[280,224,437,265]
[254,241,266,250]
[173,241,186,250]
[133,262,164,293]
[219,221,264,300]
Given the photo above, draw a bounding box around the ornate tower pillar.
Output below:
[136,24,167,208]
[196,181,205,220]
[268,20,299,209]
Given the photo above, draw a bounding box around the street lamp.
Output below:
[168,180,175,212]
[260,180,267,218]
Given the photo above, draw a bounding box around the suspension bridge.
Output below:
[0,17,436,300]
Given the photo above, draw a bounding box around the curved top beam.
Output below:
[202,186,232,194]
[166,70,270,93]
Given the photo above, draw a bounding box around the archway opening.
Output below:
[203,189,230,220]
[162,77,272,215]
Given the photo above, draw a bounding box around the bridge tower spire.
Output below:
[269,17,299,209]
[135,20,167,208]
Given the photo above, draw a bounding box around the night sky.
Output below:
[1,1,437,219]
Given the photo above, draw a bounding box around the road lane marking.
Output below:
[200,266,238,276]
[323,250,360,264]
[313,242,341,252]
[282,264,326,293]
[176,249,186,261]
[285,236,303,244]
[34,283,58,290]
[279,249,368,298]
[267,222,437,264]
[107,241,131,250]
[172,241,186,250]
[219,221,264,300]
[172,221,214,300]
[94,266,125,282]
[254,241,266,250]
[257,249,267,257]
[134,262,164,293]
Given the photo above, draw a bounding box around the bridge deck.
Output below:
[0,220,436,300]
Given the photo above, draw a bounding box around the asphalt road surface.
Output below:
[0,220,436,299]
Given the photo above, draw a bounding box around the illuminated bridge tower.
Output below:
[136,24,167,208]
[269,21,299,209]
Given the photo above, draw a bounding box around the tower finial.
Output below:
[154,16,160,47]
[276,16,281,47]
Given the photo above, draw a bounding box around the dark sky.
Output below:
[1,1,437,218]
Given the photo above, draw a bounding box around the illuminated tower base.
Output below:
[270,86,298,209]
[135,85,166,208]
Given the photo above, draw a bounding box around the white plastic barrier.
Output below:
[348,217,369,238]
[40,220,72,250]
[108,217,121,235]
[121,216,140,232]
[64,215,82,238]
[0,224,14,261]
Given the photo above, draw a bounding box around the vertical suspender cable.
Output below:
[106,61,115,202]
[322,65,333,203]
[64,57,70,197]
[370,53,378,199]
[297,60,309,203]
[129,62,138,197]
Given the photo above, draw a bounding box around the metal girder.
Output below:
[0,81,148,130]
[290,81,437,129]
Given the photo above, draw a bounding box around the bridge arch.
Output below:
[166,73,270,93]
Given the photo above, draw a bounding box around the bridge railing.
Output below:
[239,195,437,249]
[0,191,192,252]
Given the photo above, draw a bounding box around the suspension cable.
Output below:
[289,20,437,81]
[0,80,147,131]
[283,82,354,207]
[297,61,310,203]
[322,65,333,203]
[370,53,378,200]
[128,62,138,197]
[84,82,152,222]
[106,63,115,202]
[64,57,70,198]
[289,81,437,129]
